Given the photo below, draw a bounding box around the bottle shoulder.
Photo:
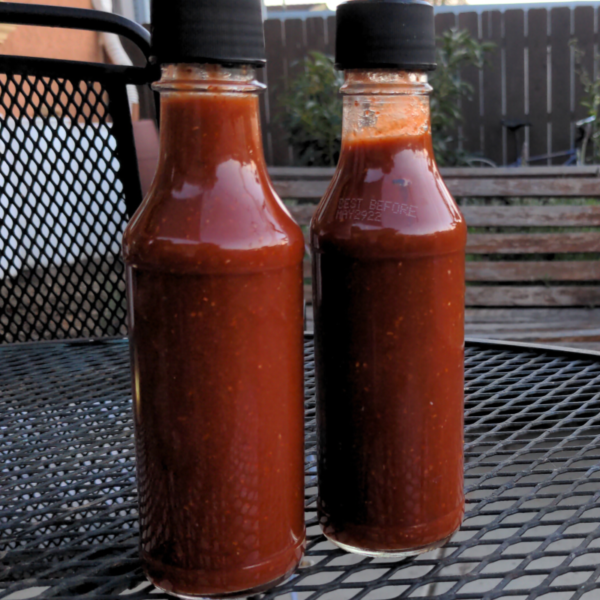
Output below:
[123,165,305,274]
[310,157,466,258]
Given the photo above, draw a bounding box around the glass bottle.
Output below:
[122,3,306,595]
[311,0,467,558]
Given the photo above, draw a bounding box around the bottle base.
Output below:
[147,566,297,600]
[323,532,454,559]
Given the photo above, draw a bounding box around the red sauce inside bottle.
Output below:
[311,73,466,555]
[123,65,306,596]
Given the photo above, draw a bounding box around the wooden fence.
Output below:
[260,4,600,167]
[269,165,600,310]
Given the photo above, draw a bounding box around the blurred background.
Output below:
[4,0,600,170]
[4,0,600,348]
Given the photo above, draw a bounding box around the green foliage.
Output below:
[280,31,494,167]
[280,52,344,166]
[572,40,600,164]
[430,28,495,166]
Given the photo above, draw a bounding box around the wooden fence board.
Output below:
[466,320,600,332]
[465,326,600,340]
[270,166,600,179]
[276,180,327,199]
[482,10,503,165]
[465,261,600,281]
[325,17,335,57]
[306,17,326,55]
[292,203,600,227]
[435,12,456,37]
[303,260,599,282]
[285,18,306,82]
[435,12,458,154]
[527,9,549,162]
[465,307,600,322]
[467,232,600,254]
[284,16,306,164]
[447,177,600,197]
[264,19,289,166]
[465,286,600,306]
[326,15,336,57]
[288,203,600,227]
[550,7,572,165]
[285,19,308,165]
[458,11,481,156]
[462,205,600,226]
[437,166,600,178]
[275,176,600,201]
[504,10,526,165]
[305,281,600,307]
[573,6,595,124]
[270,166,335,178]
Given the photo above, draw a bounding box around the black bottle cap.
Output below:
[151,0,266,67]
[335,0,436,71]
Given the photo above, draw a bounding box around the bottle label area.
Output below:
[335,197,418,223]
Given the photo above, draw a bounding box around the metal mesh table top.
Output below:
[3,337,600,599]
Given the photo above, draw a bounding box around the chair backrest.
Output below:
[0,3,154,343]
[270,166,600,308]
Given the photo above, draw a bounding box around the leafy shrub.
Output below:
[280,30,494,167]
[280,52,343,166]
[572,40,600,164]
[430,29,495,166]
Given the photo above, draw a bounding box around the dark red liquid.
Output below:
[311,132,466,554]
[123,80,306,596]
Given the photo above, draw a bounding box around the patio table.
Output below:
[3,336,600,600]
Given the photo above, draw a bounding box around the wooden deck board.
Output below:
[304,306,600,351]
[284,166,600,351]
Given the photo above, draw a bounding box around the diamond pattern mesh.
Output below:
[0,72,130,343]
[3,338,600,599]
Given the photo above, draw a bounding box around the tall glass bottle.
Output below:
[122,2,306,597]
[311,0,467,558]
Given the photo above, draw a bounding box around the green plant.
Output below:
[280,51,343,166]
[280,31,494,167]
[572,40,600,164]
[430,28,495,166]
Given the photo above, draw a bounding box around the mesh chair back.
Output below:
[0,4,153,343]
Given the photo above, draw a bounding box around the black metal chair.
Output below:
[0,3,155,343]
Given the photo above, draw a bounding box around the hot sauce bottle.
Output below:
[122,1,306,596]
[311,0,467,558]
